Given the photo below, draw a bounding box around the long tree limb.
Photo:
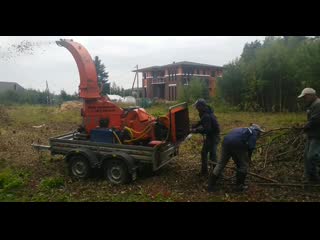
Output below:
[208,162,279,183]
[249,182,320,187]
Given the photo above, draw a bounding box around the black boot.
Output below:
[200,148,209,176]
[200,159,208,176]
[235,172,248,192]
[208,173,219,192]
[201,168,208,176]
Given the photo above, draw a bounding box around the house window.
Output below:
[211,71,216,77]
[153,71,158,78]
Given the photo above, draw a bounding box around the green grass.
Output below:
[0,168,24,191]
[0,168,30,190]
[3,103,306,129]
[7,105,81,127]
[40,176,65,190]
[215,112,305,134]
[0,168,29,201]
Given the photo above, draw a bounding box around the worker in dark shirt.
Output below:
[191,99,220,176]
[298,88,320,183]
[208,124,265,192]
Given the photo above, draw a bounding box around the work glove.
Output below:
[303,124,310,132]
[191,123,198,129]
[190,128,197,134]
[214,135,221,144]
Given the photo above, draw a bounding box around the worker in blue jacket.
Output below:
[208,123,265,192]
[191,99,220,176]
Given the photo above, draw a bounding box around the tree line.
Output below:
[0,56,109,105]
[0,55,135,105]
[0,89,78,105]
[217,36,320,112]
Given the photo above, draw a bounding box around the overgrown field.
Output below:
[1,104,318,202]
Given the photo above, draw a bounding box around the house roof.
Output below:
[132,61,223,72]
[0,82,25,92]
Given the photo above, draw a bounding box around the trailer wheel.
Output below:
[68,155,91,179]
[104,158,131,185]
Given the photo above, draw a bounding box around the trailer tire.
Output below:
[68,155,91,179]
[104,158,131,185]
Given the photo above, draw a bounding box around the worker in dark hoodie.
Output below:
[190,99,220,176]
[208,123,265,192]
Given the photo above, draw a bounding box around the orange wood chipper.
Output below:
[56,39,189,147]
[32,39,190,184]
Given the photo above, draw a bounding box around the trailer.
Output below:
[32,102,190,184]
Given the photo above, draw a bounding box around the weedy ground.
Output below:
[1,104,318,202]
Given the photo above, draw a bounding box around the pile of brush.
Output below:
[249,126,307,184]
[178,125,315,187]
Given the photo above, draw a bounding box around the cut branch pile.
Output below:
[250,126,306,183]
[178,125,309,187]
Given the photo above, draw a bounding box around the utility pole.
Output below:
[45,80,51,105]
[136,65,139,98]
[132,65,139,97]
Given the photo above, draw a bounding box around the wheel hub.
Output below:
[73,161,87,176]
[110,166,122,180]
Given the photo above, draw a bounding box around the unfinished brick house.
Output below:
[133,61,223,101]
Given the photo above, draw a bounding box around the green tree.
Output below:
[60,90,69,101]
[58,90,78,103]
[178,77,208,103]
[93,56,109,95]
[109,81,124,96]
[217,59,245,108]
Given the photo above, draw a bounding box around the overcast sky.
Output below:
[0,36,266,94]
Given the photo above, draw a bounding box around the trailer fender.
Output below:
[65,148,100,168]
[102,152,137,174]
